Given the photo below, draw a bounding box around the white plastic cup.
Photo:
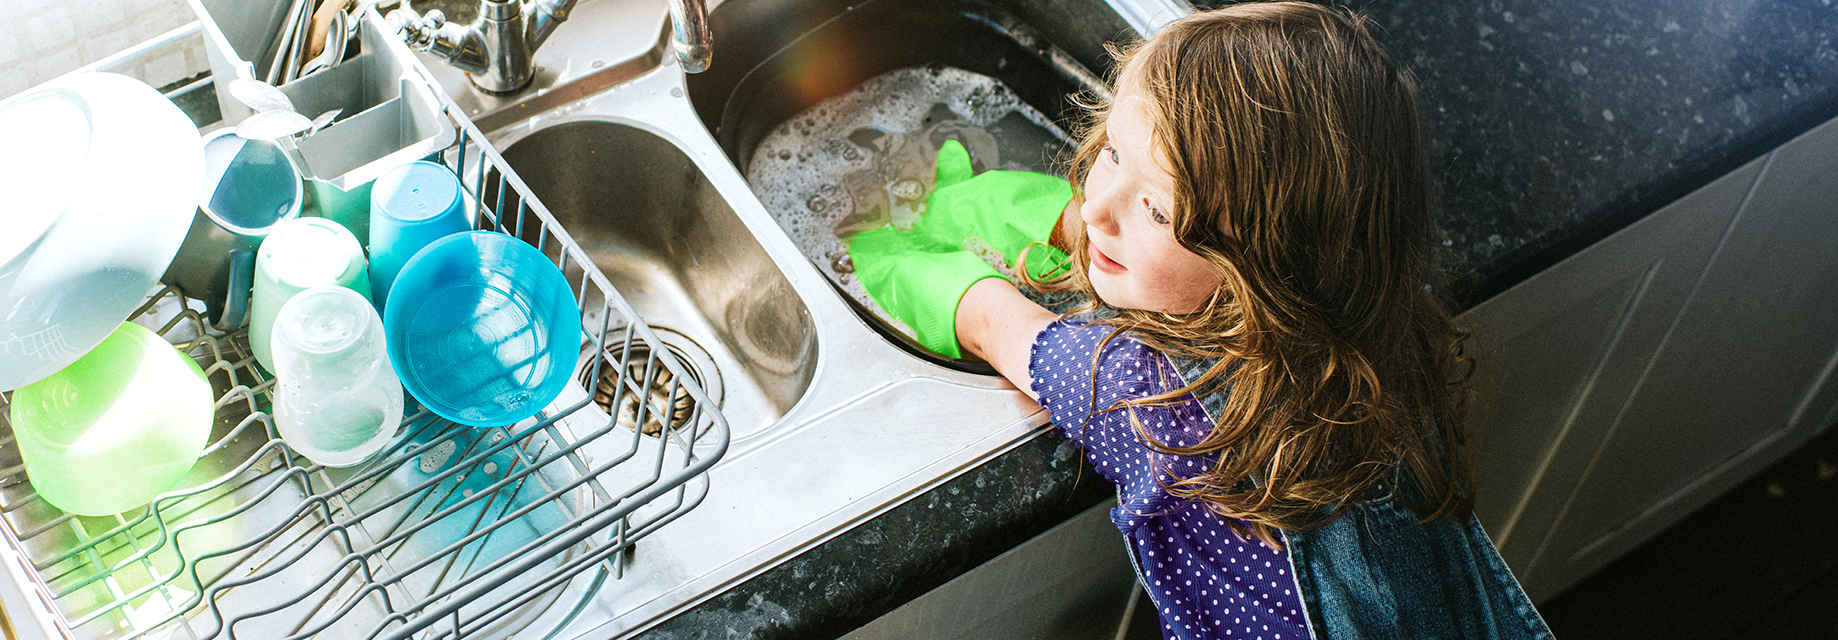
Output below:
[249,217,372,372]
[271,285,402,467]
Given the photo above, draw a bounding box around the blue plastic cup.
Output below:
[368,160,471,311]
[383,231,579,426]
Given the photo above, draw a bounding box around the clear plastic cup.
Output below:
[7,321,213,516]
[384,231,578,426]
[271,285,402,467]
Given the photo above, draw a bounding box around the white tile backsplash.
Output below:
[1,0,209,100]
[0,22,22,66]
[24,6,77,52]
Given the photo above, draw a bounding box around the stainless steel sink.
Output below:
[485,121,818,443]
[452,64,1063,637]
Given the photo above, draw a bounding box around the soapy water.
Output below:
[746,65,1074,344]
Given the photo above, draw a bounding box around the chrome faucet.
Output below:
[389,0,711,94]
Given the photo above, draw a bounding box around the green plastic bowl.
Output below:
[8,322,214,516]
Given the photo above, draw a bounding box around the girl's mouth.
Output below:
[1089,244,1126,274]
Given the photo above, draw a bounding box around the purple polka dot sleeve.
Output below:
[1030,318,1314,640]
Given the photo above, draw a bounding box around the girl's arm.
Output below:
[955,278,1059,399]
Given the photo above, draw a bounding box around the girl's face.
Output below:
[1080,89,1226,314]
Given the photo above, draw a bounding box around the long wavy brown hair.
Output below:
[1030,2,1474,546]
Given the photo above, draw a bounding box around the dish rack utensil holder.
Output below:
[0,10,729,640]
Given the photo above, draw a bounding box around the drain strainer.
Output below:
[577,327,721,437]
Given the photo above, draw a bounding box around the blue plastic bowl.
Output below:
[384,231,579,426]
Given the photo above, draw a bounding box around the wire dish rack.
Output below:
[0,14,729,640]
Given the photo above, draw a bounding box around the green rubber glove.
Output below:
[849,225,1006,359]
[912,140,1075,270]
[1018,241,1072,281]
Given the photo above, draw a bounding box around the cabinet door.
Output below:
[1529,116,1838,599]
[1456,156,1762,601]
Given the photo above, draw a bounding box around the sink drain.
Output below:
[577,327,721,437]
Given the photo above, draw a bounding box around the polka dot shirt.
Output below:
[1030,318,1313,640]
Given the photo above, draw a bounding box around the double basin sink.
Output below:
[410,0,1149,633]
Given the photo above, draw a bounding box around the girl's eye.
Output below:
[1104,144,1119,164]
[1145,199,1170,225]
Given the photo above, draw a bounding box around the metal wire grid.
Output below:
[0,37,729,640]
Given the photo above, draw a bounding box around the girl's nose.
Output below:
[1080,180,1121,236]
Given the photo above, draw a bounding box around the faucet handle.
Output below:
[388,7,487,74]
[387,7,446,48]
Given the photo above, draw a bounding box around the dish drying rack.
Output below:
[0,12,729,640]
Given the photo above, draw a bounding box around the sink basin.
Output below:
[685,0,1131,372]
[486,120,818,443]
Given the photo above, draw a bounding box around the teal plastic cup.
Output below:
[383,231,578,426]
[162,128,304,332]
[8,322,213,516]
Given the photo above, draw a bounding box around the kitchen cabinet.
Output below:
[842,503,1134,640]
[1460,114,1838,602]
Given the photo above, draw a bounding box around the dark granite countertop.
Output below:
[1361,0,1838,309]
[641,0,1838,637]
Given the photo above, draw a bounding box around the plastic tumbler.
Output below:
[7,322,213,516]
[368,160,471,311]
[250,217,372,372]
[271,286,403,467]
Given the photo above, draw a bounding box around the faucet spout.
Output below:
[664,0,713,74]
[391,0,713,95]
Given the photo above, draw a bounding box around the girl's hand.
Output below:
[848,225,1006,359]
[912,140,1074,268]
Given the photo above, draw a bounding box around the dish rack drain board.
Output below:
[0,15,729,640]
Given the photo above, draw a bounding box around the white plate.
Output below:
[0,72,203,391]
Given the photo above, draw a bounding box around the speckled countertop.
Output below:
[1358,0,1838,307]
[636,0,1838,637]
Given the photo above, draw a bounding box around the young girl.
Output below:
[852,2,1552,638]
